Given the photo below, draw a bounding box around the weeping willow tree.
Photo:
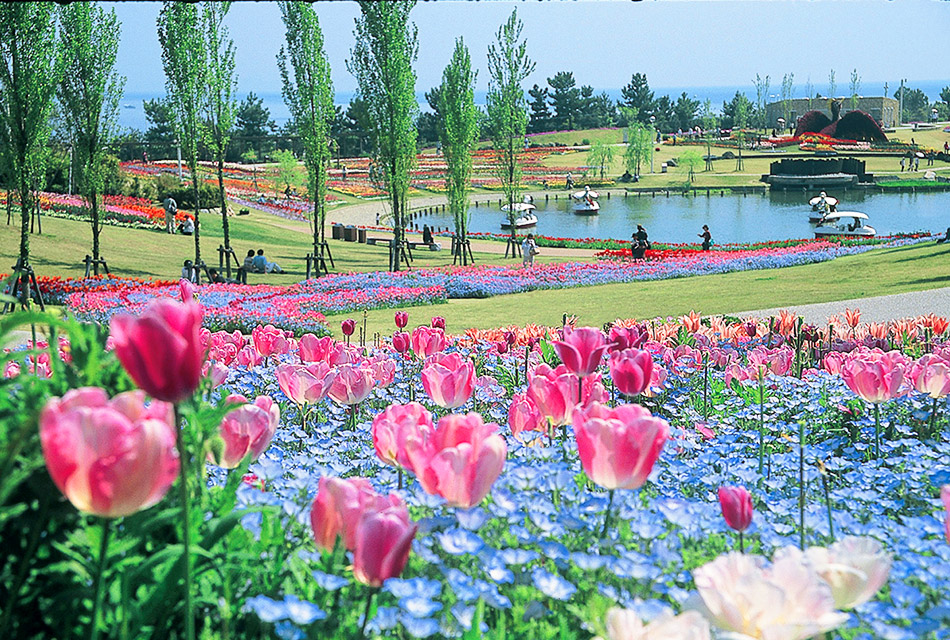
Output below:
[348,0,418,272]
[486,9,534,258]
[59,2,124,269]
[437,38,478,265]
[278,1,334,276]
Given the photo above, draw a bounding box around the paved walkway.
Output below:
[736,287,950,324]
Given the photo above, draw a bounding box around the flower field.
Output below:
[3,297,948,639]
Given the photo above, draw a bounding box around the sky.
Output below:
[105,0,949,98]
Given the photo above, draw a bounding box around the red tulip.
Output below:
[251,324,290,359]
[372,401,434,468]
[554,326,609,377]
[410,325,446,359]
[609,348,654,396]
[718,485,753,532]
[394,311,408,329]
[110,299,204,403]
[276,362,336,405]
[392,331,410,354]
[298,333,334,363]
[421,352,476,409]
[573,402,669,490]
[210,395,279,468]
[430,316,445,330]
[527,363,578,427]
[341,319,356,336]
[407,413,507,508]
[327,363,375,405]
[309,476,403,552]
[352,505,417,587]
[40,388,179,518]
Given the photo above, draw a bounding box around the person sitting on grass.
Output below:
[252,249,283,274]
[244,249,258,273]
[181,260,197,283]
[178,216,194,235]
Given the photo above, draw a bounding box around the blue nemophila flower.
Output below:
[399,613,440,638]
[436,528,485,555]
[311,570,348,592]
[531,567,577,601]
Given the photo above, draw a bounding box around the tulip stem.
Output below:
[929,397,938,439]
[798,420,806,551]
[397,467,403,491]
[738,530,744,553]
[873,403,881,458]
[821,466,835,543]
[702,354,709,420]
[360,588,377,638]
[757,371,765,478]
[301,402,307,432]
[174,406,196,640]
[90,518,111,640]
[601,489,615,538]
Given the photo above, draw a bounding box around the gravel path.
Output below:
[736,287,950,324]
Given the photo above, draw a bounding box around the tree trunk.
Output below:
[218,158,228,249]
[191,167,201,267]
[18,166,29,268]
[91,191,100,262]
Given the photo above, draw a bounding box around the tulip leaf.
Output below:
[537,339,560,368]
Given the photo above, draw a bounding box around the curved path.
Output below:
[737,287,950,324]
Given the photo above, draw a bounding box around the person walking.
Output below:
[900,156,906,172]
[698,225,712,251]
[521,233,538,268]
[163,195,177,234]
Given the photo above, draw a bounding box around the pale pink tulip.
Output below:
[327,363,375,405]
[507,391,545,437]
[822,351,847,375]
[421,352,475,409]
[573,402,669,490]
[783,537,891,610]
[641,364,668,398]
[693,551,849,640]
[202,360,229,388]
[4,361,20,378]
[276,362,336,405]
[210,395,280,468]
[410,325,446,359]
[235,345,263,368]
[369,356,396,388]
[747,345,793,377]
[298,333,334,363]
[609,348,654,396]
[554,326,609,377]
[910,354,950,398]
[718,485,753,532]
[597,608,710,640]
[840,351,906,404]
[527,363,578,427]
[40,388,179,518]
[407,413,507,508]
[664,344,703,376]
[251,324,290,359]
[581,373,608,406]
[371,402,434,468]
[352,505,417,587]
[309,476,403,552]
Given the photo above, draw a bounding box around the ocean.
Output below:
[117,81,950,133]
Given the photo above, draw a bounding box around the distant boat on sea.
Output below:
[123,104,136,109]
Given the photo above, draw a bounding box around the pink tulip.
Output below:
[790,537,891,610]
[309,476,403,552]
[39,387,179,518]
[298,333,334,363]
[527,363,578,427]
[371,402,434,468]
[609,348,654,396]
[407,413,507,508]
[573,402,669,490]
[823,351,847,375]
[601,608,710,640]
[202,360,230,388]
[840,351,906,404]
[341,319,356,336]
[421,352,476,409]
[276,362,336,405]
[664,344,703,376]
[352,505,417,587]
[641,364,668,398]
[327,363,375,405]
[110,299,204,403]
[718,485,753,532]
[507,391,545,437]
[430,316,445,330]
[4,361,20,378]
[747,345,793,377]
[392,331,410,354]
[910,354,950,398]
[410,325,446,359]
[210,395,279,468]
[326,342,360,366]
[581,373,608,406]
[942,485,950,544]
[607,325,648,353]
[369,356,396,388]
[394,311,408,329]
[554,326,609,377]
[251,324,290,359]
[235,345,263,368]
[178,278,197,303]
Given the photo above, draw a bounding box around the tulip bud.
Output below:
[430,316,446,330]
[341,319,356,336]
[394,311,409,329]
[392,331,410,354]
[718,485,753,532]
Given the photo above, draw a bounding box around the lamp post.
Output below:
[898,78,906,125]
[649,115,656,174]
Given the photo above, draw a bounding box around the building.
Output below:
[765,96,899,131]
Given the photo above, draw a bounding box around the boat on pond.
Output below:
[813,211,876,238]
[808,193,839,222]
[500,202,538,229]
[572,186,600,215]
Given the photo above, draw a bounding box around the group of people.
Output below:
[629,223,712,258]
[244,249,282,274]
[163,196,194,235]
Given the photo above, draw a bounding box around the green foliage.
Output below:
[548,71,582,132]
[753,73,770,130]
[271,148,301,197]
[58,1,125,262]
[348,0,419,270]
[587,140,614,180]
[278,1,335,253]
[849,68,861,111]
[143,98,176,145]
[438,37,479,249]
[486,9,535,236]
[678,149,703,182]
[620,73,655,124]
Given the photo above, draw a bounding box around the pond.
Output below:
[411,189,950,245]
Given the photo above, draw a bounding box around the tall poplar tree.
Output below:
[486,9,535,255]
[59,2,124,268]
[201,2,237,276]
[348,0,418,272]
[278,1,334,276]
[437,37,478,265]
[158,1,206,269]
[0,3,60,279]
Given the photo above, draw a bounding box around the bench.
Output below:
[407,242,441,252]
